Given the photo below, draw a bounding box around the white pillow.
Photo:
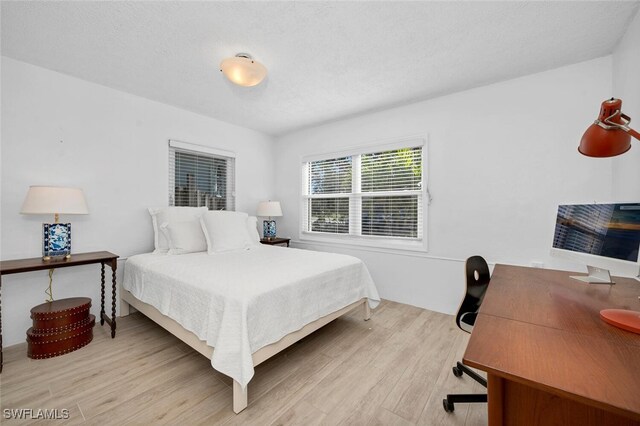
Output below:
[201,211,254,253]
[161,220,207,255]
[247,216,261,245]
[148,206,207,254]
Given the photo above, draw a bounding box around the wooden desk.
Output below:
[0,251,119,373]
[464,264,640,425]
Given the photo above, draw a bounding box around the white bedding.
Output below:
[123,245,380,387]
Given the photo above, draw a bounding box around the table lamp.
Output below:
[20,186,89,260]
[579,98,640,157]
[578,101,640,334]
[256,201,282,240]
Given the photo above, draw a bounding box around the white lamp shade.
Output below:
[256,201,282,217]
[220,55,267,87]
[20,186,89,215]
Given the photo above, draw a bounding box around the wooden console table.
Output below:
[0,251,119,372]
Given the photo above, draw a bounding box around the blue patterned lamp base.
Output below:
[43,223,71,258]
[263,220,277,239]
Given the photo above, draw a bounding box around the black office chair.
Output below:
[443,255,490,413]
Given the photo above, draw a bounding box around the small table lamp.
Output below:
[257,201,282,240]
[20,186,89,260]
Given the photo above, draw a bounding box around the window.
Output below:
[168,140,235,210]
[301,138,425,250]
[307,156,352,234]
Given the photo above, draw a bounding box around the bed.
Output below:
[120,244,380,413]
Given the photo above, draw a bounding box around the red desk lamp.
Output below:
[579,98,640,157]
[579,97,640,334]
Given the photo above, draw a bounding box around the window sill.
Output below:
[298,232,428,256]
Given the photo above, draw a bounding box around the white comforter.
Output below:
[123,245,380,387]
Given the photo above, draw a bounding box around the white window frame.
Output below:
[300,136,428,253]
[168,139,236,210]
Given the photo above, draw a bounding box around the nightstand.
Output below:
[260,237,290,247]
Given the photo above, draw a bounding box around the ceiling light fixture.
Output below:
[219,53,267,87]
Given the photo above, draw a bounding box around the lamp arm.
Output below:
[598,110,640,141]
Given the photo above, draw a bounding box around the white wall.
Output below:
[612,8,640,199]
[3,28,634,347]
[1,57,274,347]
[274,57,615,315]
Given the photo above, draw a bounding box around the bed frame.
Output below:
[120,286,371,413]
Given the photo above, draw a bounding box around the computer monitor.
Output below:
[551,203,640,283]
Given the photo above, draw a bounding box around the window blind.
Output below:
[359,147,422,238]
[168,141,235,211]
[309,157,352,195]
[302,144,423,240]
[303,157,352,234]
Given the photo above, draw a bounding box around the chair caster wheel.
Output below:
[443,398,455,413]
[452,366,463,377]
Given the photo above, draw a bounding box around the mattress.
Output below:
[123,245,380,387]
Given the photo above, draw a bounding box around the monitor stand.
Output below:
[570,265,615,284]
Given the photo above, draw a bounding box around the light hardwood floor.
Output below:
[1,300,487,425]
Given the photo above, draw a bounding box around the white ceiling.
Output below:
[2,1,639,136]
